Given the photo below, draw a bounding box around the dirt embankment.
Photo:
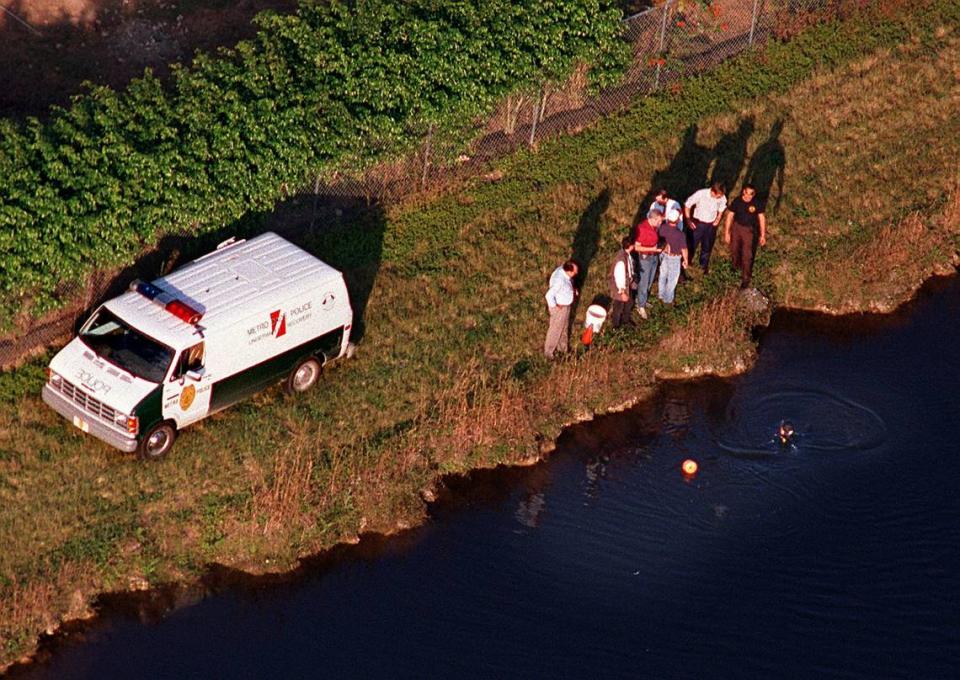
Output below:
[0,0,295,119]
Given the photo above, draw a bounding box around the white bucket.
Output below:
[584,304,607,333]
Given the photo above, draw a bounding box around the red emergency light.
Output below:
[165,300,203,325]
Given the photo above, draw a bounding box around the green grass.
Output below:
[2,0,960,667]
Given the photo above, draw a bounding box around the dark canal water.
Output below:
[15,277,960,679]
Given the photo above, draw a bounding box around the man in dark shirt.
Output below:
[608,237,636,329]
[723,183,766,289]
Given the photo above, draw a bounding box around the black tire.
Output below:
[285,357,322,394]
[137,422,177,461]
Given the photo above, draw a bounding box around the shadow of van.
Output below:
[0,190,386,370]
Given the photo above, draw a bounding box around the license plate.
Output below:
[72,415,89,433]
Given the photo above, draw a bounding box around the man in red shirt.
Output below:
[632,212,662,319]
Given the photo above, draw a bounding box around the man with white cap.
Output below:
[657,207,688,305]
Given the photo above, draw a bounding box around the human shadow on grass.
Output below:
[744,118,787,214]
[570,189,611,335]
[633,119,758,228]
[572,189,610,291]
[635,124,713,227]
[711,116,755,193]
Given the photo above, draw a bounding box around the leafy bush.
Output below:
[0,0,627,314]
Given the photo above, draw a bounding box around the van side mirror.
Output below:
[186,368,206,381]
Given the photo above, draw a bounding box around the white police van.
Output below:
[42,232,353,460]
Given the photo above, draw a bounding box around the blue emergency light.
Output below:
[136,281,164,300]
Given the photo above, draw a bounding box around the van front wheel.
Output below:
[286,357,322,394]
[137,422,177,461]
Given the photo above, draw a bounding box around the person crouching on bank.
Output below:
[632,212,663,319]
[658,208,688,305]
[544,259,578,359]
[608,237,636,329]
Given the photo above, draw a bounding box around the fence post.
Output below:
[309,174,322,231]
[654,0,670,91]
[421,124,434,188]
[748,0,761,46]
[528,85,545,147]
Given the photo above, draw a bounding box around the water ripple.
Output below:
[714,387,888,457]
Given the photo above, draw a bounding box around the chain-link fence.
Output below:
[315,0,840,201]
[1,0,850,368]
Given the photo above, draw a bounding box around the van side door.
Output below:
[162,343,213,427]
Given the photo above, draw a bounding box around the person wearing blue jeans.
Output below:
[632,212,663,319]
[657,208,689,305]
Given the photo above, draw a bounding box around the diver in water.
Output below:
[778,421,796,447]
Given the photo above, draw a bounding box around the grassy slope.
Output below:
[2,2,959,666]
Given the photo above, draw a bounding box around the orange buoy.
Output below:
[682,459,698,476]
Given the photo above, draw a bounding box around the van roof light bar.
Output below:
[130,279,204,325]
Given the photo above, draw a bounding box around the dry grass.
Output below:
[656,292,758,374]
[752,32,960,309]
[661,292,741,353]
[781,186,960,313]
[0,561,96,659]
[249,438,315,537]
[855,213,931,282]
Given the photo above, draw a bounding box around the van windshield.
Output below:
[79,308,174,384]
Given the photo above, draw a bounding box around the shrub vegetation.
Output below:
[0,0,627,314]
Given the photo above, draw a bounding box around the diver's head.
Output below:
[778,421,795,445]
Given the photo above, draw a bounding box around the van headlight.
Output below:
[114,413,139,434]
[46,368,62,386]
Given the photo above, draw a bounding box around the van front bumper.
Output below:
[42,385,139,453]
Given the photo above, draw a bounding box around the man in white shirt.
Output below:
[608,237,636,329]
[544,260,578,359]
[683,182,728,274]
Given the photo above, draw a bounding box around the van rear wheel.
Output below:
[137,422,176,461]
[286,357,322,394]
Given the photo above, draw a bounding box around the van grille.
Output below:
[53,378,119,425]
